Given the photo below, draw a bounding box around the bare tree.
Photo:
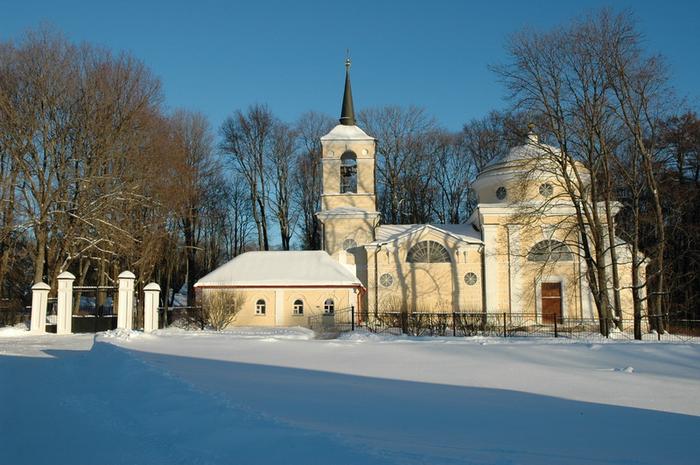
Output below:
[220,105,276,250]
[268,122,297,250]
[493,9,670,335]
[201,289,245,330]
[294,111,334,249]
[358,105,437,224]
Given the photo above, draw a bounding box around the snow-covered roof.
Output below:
[369,223,482,246]
[320,124,374,141]
[194,251,363,288]
[481,139,560,174]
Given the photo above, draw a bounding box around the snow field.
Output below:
[1,326,699,464]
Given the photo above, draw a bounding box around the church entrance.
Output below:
[541,282,562,324]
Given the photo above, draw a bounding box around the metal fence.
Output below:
[309,308,700,342]
[307,307,357,336]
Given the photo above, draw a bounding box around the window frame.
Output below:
[255,299,266,315]
[293,299,304,316]
[406,240,451,264]
[340,151,358,194]
[323,298,335,315]
[527,240,574,262]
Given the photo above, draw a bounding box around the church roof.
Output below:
[370,223,482,246]
[339,57,355,126]
[320,124,374,141]
[194,251,363,288]
[480,132,561,175]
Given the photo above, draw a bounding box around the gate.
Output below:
[45,286,118,333]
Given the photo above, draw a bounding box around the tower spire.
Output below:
[339,54,356,126]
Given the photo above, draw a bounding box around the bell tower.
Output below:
[316,58,380,258]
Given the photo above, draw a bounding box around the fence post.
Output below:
[143,282,161,333]
[351,305,355,331]
[56,271,75,334]
[452,312,456,337]
[554,316,558,338]
[657,315,661,341]
[503,312,507,338]
[30,282,50,333]
[117,271,136,330]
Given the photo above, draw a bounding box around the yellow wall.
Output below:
[198,287,357,328]
[365,229,483,314]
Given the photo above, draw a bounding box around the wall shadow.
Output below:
[2,341,695,465]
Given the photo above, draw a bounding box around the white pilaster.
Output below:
[482,224,501,313]
[117,271,136,330]
[143,282,161,333]
[507,225,522,314]
[275,289,284,326]
[56,271,75,335]
[30,282,50,333]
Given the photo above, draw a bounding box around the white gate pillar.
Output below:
[56,272,75,334]
[30,282,51,333]
[116,271,136,330]
[143,282,161,333]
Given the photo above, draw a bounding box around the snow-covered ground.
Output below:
[1,326,699,465]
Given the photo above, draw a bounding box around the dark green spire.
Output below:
[339,57,356,126]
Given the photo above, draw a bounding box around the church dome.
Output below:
[479,132,557,176]
[472,132,564,204]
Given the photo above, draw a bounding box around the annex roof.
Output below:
[369,223,483,246]
[194,251,363,288]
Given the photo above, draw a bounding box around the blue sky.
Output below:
[2,0,699,131]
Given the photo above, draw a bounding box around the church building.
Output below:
[195,60,643,327]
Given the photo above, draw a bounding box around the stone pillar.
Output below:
[56,271,75,335]
[30,282,51,333]
[116,271,136,330]
[143,282,161,333]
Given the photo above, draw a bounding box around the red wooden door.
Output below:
[541,282,562,324]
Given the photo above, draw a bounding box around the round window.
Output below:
[539,183,553,198]
[342,238,358,250]
[464,272,478,286]
[379,273,394,288]
[496,186,507,200]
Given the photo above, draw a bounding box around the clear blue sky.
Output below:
[2,0,699,131]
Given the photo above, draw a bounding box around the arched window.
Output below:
[323,298,335,314]
[340,151,357,193]
[527,240,574,262]
[255,299,266,315]
[406,241,451,263]
[293,299,304,315]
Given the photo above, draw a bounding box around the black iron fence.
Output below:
[307,307,357,336]
[309,309,700,342]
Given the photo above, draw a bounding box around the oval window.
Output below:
[539,183,553,198]
[496,186,507,200]
[379,273,394,288]
[464,272,478,286]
